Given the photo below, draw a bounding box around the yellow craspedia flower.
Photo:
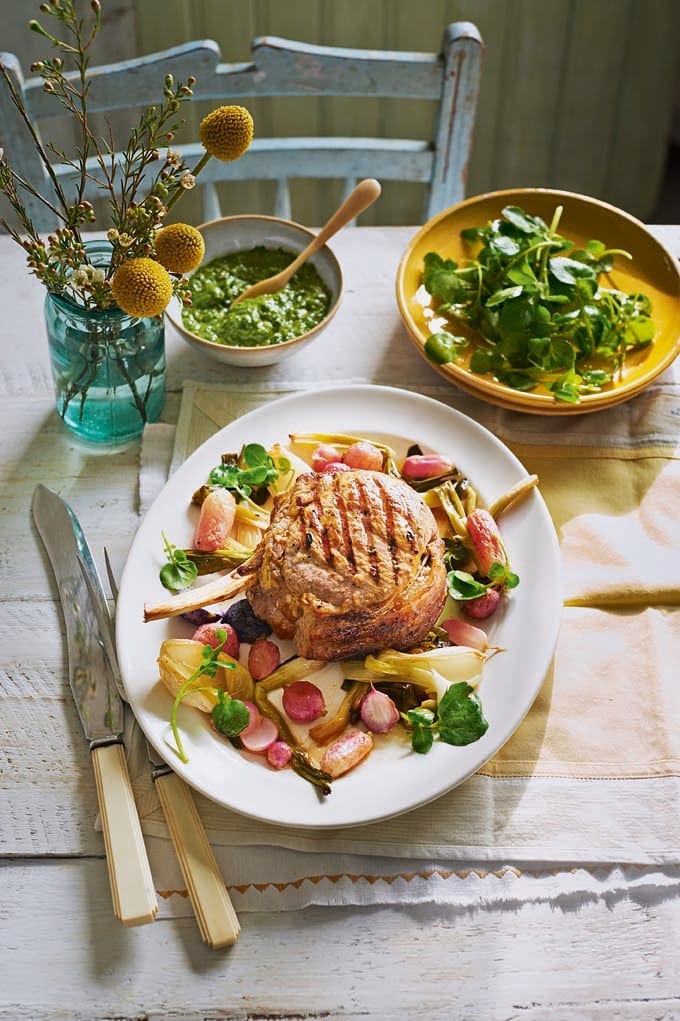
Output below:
[154,223,205,274]
[111,258,173,317]
[199,105,254,162]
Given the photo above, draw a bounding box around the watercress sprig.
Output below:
[159,530,199,592]
[208,443,290,500]
[446,562,519,602]
[403,682,488,754]
[170,630,245,763]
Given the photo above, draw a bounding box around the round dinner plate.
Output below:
[116,385,562,829]
[396,188,680,415]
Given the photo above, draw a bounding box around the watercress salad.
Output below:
[423,204,655,403]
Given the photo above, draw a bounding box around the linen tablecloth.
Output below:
[122,378,679,913]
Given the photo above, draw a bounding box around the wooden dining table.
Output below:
[1,224,678,1021]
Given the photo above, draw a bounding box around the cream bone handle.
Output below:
[154,770,241,947]
[91,742,158,927]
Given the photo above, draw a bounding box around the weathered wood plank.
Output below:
[0,225,679,1020]
[603,0,679,219]
[492,0,573,186]
[1,860,678,1019]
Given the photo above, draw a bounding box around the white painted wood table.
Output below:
[1,227,678,1020]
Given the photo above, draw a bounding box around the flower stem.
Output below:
[165,152,211,214]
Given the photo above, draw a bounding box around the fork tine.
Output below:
[104,546,119,601]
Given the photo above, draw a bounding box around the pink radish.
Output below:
[282,680,326,722]
[193,488,236,552]
[238,700,262,741]
[321,730,373,778]
[343,441,383,471]
[247,639,281,680]
[466,509,507,577]
[359,686,399,733]
[462,588,501,619]
[191,621,240,658]
[311,443,344,471]
[267,741,293,769]
[240,715,278,753]
[441,617,489,650]
[400,453,453,481]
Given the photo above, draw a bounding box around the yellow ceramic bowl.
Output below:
[396,188,680,415]
[166,214,343,367]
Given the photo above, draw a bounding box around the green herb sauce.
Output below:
[182,246,332,347]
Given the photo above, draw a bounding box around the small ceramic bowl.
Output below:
[165,214,344,366]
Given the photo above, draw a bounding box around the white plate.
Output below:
[116,385,562,829]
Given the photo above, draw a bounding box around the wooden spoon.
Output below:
[230,178,382,306]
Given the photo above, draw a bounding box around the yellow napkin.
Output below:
[132,381,680,865]
[483,444,680,780]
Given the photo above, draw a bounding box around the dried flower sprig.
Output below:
[0,0,254,318]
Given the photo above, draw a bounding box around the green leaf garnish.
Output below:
[411,724,435,754]
[446,570,489,601]
[208,442,286,499]
[211,689,250,737]
[159,531,199,591]
[402,684,488,754]
[425,331,468,365]
[488,561,520,589]
[437,682,489,746]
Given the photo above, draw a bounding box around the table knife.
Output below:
[32,484,158,927]
[104,549,241,948]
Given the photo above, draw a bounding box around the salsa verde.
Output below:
[182,246,332,347]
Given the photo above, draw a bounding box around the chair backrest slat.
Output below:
[1,24,483,230]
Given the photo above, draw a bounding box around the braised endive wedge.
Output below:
[157,638,255,710]
[341,646,488,704]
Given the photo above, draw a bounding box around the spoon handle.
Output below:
[284,178,382,276]
[231,179,381,305]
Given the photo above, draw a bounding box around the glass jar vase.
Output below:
[44,242,166,446]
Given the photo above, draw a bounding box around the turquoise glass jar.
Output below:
[44,242,166,446]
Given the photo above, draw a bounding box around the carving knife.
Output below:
[32,484,158,927]
[104,549,241,948]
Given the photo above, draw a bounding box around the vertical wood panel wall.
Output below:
[135,0,678,225]
[3,0,678,226]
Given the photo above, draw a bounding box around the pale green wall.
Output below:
[132,0,679,225]
[3,0,678,226]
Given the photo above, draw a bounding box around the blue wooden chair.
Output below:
[0,25,483,232]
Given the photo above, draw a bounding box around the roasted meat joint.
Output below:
[244,469,448,660]
[143,429,533,786]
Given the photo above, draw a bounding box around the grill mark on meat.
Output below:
[378,479,398,569]
[312,479,334,566]
[375,474,406,584]
[313,475,342,570]
[295,489,313,557]
[335,477,357,571]
[308,474,351,578]
[297,477,334,566]
[354,474,381,581]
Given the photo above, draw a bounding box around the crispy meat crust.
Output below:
[245,470,447,660]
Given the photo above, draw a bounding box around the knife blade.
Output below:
[104,549,241,948]
[32,484,158,928]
